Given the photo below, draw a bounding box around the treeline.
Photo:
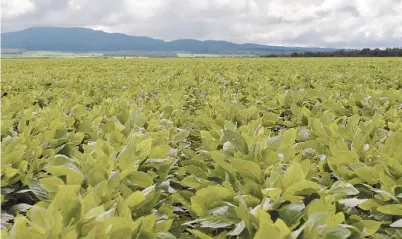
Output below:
[262,48,402,57]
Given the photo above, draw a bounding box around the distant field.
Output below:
[1,51,258,58]
[1,51,103,58]
[176,53,256,58]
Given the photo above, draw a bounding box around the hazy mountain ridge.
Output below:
[1,27,336,54]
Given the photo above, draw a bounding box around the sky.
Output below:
[2,0,402,48]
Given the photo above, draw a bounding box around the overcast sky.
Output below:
[2,0,402,48]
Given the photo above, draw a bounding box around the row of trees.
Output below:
[263,48,402,57]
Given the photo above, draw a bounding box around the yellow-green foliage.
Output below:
[1,58,402,238]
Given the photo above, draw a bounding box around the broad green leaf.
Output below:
[328,181,359,197]
[199,220,232,229]
[149,144,170,158]
[377,204,402,216]
[200,131,219,150]
[27,178,49,201]
[191,186,235,216]
[209,151,236,177]
[39,177,65,192]
[355,167,379,184]
[358,199,381,211]
[325,226,351,239]
[128,171,153,188]
[172,130,190,141]
[274,219,291,238]
[46,163,84,185]
[137,138,153,160]
[223,130,249,154]
[155,219,173,232]
[50,185,80,213]
[283,180,320,197]
[254,223,280,239]
[360,220,381,236]
[126,191,146,208]
[236,197,253,237]
[117,146,136,169]
[141,213,156,231]
[281,162,305,190]
[279,201,305,228]
[231,158,262,182]
[9,216,45,239]
[187,229,213,239]
[280,128,297,150]
[307,195,336,216]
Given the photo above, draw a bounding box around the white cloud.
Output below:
[68,1,82,10]
[1,0,402,48]
[124,0,165,19]
[1,0,35,19]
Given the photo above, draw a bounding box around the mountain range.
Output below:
[1,27,336,55]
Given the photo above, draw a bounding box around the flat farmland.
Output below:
[1,58,402,238]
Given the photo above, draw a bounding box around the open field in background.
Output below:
[1,50,257,58]
[1,51,104,59]
[1,58,402,238]
[175,53,256,58]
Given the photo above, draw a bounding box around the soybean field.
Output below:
[1,58,402,238]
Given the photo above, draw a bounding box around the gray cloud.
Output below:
[2,0,402,48]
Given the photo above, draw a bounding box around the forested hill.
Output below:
[1,27,335,54]
[262,48,402,57]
